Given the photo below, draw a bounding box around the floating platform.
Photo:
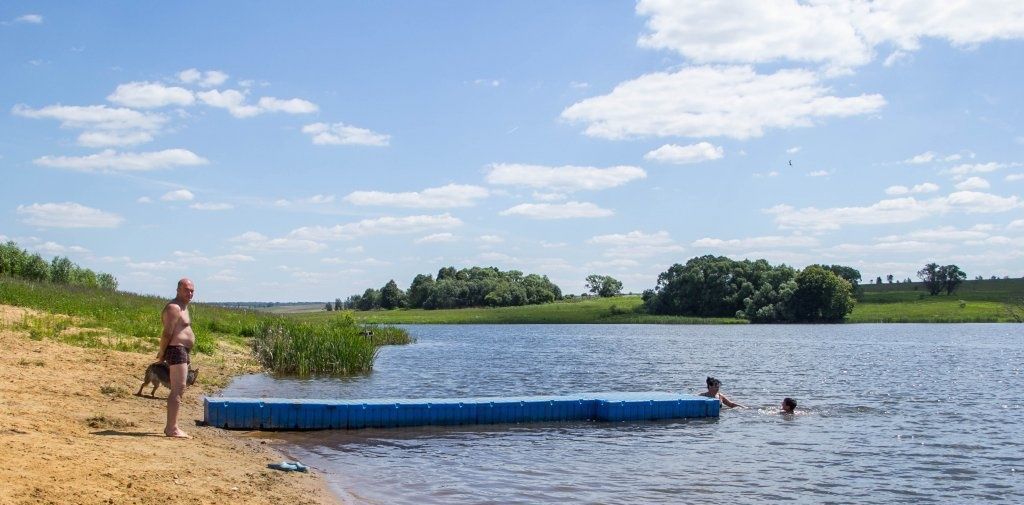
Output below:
[203,392,720,430]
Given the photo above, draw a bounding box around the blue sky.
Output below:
[2,1,1023,302]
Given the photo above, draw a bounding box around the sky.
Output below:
[2,1,1023,302]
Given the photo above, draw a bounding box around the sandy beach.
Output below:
[0,304,338,505]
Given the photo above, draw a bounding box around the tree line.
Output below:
[0,240,118,291]
[642,255,860,323]
[338,266,562,310]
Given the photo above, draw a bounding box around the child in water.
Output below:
[780,397,797,414]
[698,376,745,408]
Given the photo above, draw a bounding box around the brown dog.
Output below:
[136,362,199,397]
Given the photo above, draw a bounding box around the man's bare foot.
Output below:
[164,428,191,438]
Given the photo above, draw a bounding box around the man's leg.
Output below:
[164,362,189,437]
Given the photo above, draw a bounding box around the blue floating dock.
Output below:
[203,392,719,430]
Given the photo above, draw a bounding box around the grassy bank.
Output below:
[292,278,1024,324]
[298,295,746,324]
[0,276,411,374]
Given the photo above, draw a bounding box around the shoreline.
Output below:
[0,304,341,505]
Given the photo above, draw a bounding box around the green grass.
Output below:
[0,276,411,375]
[296,296,745,324]
[852,278,1024,322]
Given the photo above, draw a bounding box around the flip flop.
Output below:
[267,461,308,472]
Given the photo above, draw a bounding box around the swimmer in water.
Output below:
[698,376,745,408]
[781,397,797,414]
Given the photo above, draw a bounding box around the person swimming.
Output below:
[698,376,745,408]
[781,397,797,414]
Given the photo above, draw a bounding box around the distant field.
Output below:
[254,303,327,314]
[294,296,744,325]
[290,278,1024,324]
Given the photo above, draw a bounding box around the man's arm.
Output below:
[719,394,745,409]
[156,303,179,361]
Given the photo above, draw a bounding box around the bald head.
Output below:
[175,278,195,304]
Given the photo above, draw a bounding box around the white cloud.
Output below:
[787,146,801,154]
[274,194,336,207]
[160,189,195,201]
[33,149,208,172]
[807,170,830,177]
[883,50,910,67]
[257,97,318,114]
[473,78,501,87]
[1005,173,1024,182]
[499,201,614,219]
[415,233,457,244]
[229,231,326,253]
[562,66,885,140]
[944,162,1009,176]
[955,177,990,191]
[189,202,233,211]
[136,196,152,204]
[344,184,489,208]
[302,122,390,146]
[586,259,640,270]
[486,164,646,191]
[288,214,463,241]
[588,230,685,258]
[754,171,779,178]
[13,104,166,132]
[479,235,504,244]
[77,131,154,147]
[171,250,254,266]
[1007,219,1024,230]
[540,241,566,248]
[905,151,936,164]
[14,14,43,24]
[570,81,590,89]
[875,226,990,244]
[885,182,939,195]
[644,142,724,164]
[17,202,124,228]
[692,235,819,250]
[768,191,1021,231]
[635,0,1024,70]
[179,69,229,88]
[107,81,195,109]
[196,89,261,118]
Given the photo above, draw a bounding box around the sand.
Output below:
[0,304,340,505]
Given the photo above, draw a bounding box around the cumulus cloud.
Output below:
[692,235,819,250]
[302,122,390,146]
[486,164,646,191]
[636,0,1024,70]
[344,184,489,208]
[179,68,228,88]
[943,162,1010,177]
[33,149,208,173]
[288,214,463,241]
[768,191,1022,231]
[588,230,685,258]
[160,189,195,201]
[14,14,43,24]
[807,170,830,177]
[499,201,614,219]
[885,182,939,195]
[229,231,325,253]
[532,191,567,202]
[955,177,990,191]
[256,97,318,114]
[644,142,724,164]
[107,82,195,109]
[479,235,504,244]
[561,66,885,140]
[77,131,155,148]
[1007,174,1024,182]
[13,103,166,133]
[196,89,261,118]
[17,202,124,228]
[189,202,233,211]
[415,233,457,244]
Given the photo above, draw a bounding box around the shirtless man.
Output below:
[697,376,745,408]
[156,278,196,438]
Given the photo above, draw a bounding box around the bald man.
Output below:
[156,278,196,438]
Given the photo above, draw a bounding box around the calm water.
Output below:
[222,324,1024,504]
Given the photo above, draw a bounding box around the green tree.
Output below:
[789,265,856,322]
[406,273,435,308]
[334,298,342,311]
[917,263,944,295]
[356,288,380,310]
[50,256,74,284]
[325,302,333,311]
[886,274,894,283]
[940,264,966,295]
[22,253,50,282]
[96,273,118,291]
[379,279,406,309]
[585,275,624,297]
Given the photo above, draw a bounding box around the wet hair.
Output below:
[706,376,721,388]
[783,397,797,411]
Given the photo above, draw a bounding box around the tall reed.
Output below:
[251,316,411,376]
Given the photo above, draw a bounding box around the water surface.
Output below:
[223,324,1024,504]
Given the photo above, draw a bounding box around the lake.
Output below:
[221,324,1024,504]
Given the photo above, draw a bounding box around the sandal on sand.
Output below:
[267,461,308,472]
